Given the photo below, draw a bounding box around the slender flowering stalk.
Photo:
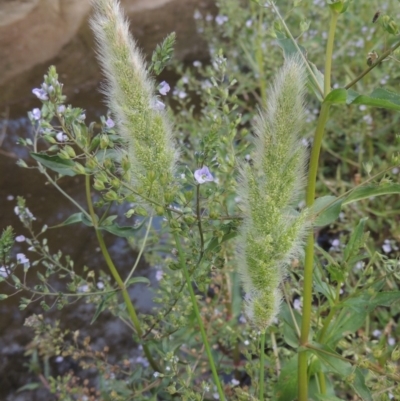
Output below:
[237,56,309,330]
[90,0,179,207]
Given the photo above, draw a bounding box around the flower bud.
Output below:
[93,179,106,191]
[327,0,351,14]
[64,145,76,158]
[100,134,110,149]
[103,190,119,201]
[73,162,86,175]
[391,346,400,361]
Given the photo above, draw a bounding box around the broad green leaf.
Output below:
[343,218,367,263]
[91,292,116,324]
[0,294,8,300]
[309,342,352,376]
[312,196,342,227]
[31,153,77,176]
[275,355,298,401]
[343,183,400,204]
[347,88,400,111]
[126,276,151,286]
[324,307,367,347]
[324,88,347,104]
[352,368,373,401]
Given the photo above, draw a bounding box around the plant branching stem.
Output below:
[345,39,400,89]
[168,211,225,401]
[259,331,266,400]
[298,86,332,401]
[298,7,339,398]
[85,175,160,372]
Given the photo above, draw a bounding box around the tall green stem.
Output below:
[298,10,338,399]
[168,212,225,401]
[324,10,339,96]
[85,175,160,372]
[259,331,266,400]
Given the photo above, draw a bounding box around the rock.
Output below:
[0,0,214,111]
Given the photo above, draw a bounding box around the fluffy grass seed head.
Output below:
[237,56,309,330]
[90,0,179,208]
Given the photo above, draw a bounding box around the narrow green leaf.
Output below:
[59,213,85,226]
[0,294,9,300]
[275,37,324,101]
[101,215,118,226]
[347,88,400,111]
[126,276,151,286]
[352,368,373,401]
[343,291,400,313]
[313,264,336,304]
[324,88,347,104]
[343,183,400,205]
[312,196,342,227]
[31,153,77,176]
[309,342,352,376]
[99,220,145,238]
[280,303,301,349]
[91,292,116,324]
[343,218,367,262]
[17,382,41,392]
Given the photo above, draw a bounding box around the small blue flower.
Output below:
[105,117,115,128]
[151,98,165,111]
[57,105,66,114]
[159,81,170,96]
[31,108,41,120]
[194,166,214,184]
[32,88,48,101]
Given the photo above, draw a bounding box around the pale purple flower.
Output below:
[193,60,202,68]
[78,284,89,293]
[15,235,26,242]
[78,113,86,121]
[194,166,214,184]
[193,9,202,20]
[155,270,163,281]
[159,81,170,96]
[231,379,240,387]
[32,88,48,101]
[56,132,68,142]
[293,298,302,311]
[105,117,115,128]
[57,105,66,114]
[151,98,165,111]
[16,253,30,266]
[382,239,392,254]
[31,108,41,120]
[0,266,7,278]
[215,15,228,25]
[372,329,382,338]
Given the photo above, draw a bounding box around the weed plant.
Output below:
[1,0,400,400]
